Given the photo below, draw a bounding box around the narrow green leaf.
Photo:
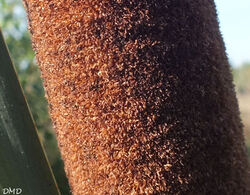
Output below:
[0,29,61,195]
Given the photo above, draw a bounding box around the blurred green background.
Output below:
[0,1,249,195]
[0,1,71,194]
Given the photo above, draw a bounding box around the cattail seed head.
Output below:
[23,0,249,194]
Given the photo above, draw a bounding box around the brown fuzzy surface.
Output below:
[23,0,249,194]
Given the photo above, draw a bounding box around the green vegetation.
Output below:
[233,63,250,94]
[0,1,71,194]
[233,63,250,161]
[0,30,60,195]
[0,1,249,194]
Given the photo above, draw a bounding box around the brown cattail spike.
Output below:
[23,0,249,194]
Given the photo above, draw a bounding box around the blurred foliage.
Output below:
[233,63,250,94]
[233,64,250,161]
[0,1,71,194]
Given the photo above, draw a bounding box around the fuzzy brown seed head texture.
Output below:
[23,0,249,194]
